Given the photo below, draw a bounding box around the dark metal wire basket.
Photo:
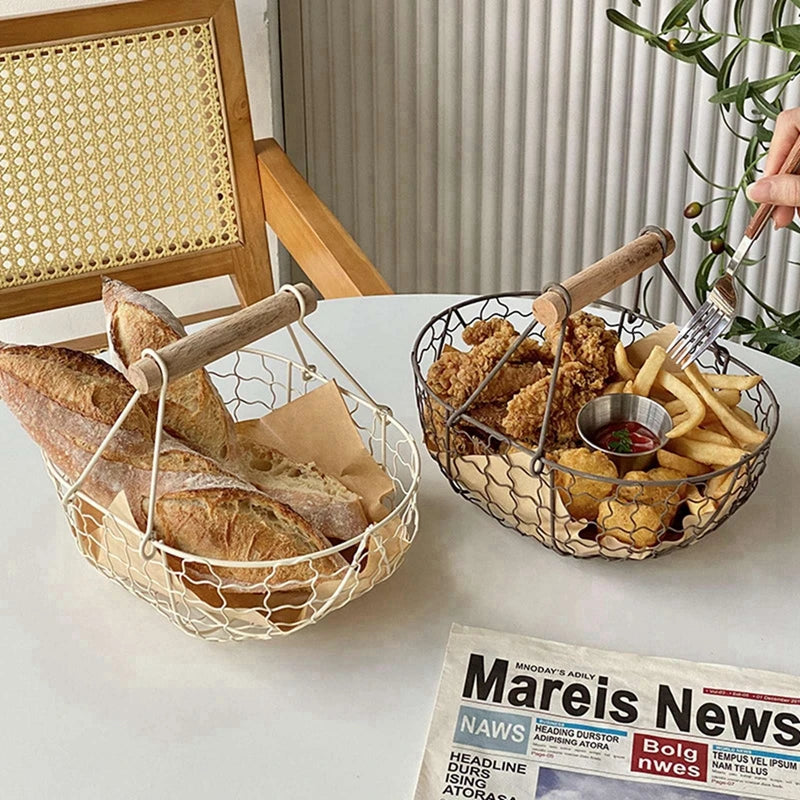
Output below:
[410,231,779,560]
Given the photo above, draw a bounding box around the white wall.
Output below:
[0,0,275,344]
[288,0,800,324]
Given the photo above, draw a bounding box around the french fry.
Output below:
[669,437,746,467]
[684,428,734,446]
[714,388,741,406]
[632,345,666,397]
[684,365,766,447]
[656,370,705,439]
[657,448,709,477]
[615,342,637,381]
[664,399,684,416]
[702,373,762,391]
[603,380,626,395]
[671,411,690,427]
[731,405,760,430]
[623,380,634,394]
[705,420,729,437]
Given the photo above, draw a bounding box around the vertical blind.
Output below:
[287,0,800,322]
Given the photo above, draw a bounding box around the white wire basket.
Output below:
[43,287,421,642]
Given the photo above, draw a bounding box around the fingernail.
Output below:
[746,179,772,203]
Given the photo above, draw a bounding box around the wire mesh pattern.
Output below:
[0,23,240,288]
[45,349,419,641]
[412,292,778,560]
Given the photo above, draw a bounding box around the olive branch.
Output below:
[608,0,800,364]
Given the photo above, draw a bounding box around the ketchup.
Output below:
[594,420,660,454]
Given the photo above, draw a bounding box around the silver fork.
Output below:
[667,134,800,368]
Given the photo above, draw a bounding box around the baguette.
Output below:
[104,279,370,541]
[0,345,347,585]
[102,278,237,462]
[237,437,368,542]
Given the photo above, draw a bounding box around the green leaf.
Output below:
[717,40,748,99]
[692,221,727,240]
[734,0,746,34]
[728,316,756,336]
[772,0,789,46]
[695,253,718,302]
[751,90,782,120]
[695,51,719,77]
[779,309,800,333]
[743,134,761,182]
[771,340,800,361]
[735,78,750,114]
[755,122,774,142]
[608,428,634,454]
[749,329,799,346]
[676,33,722,55]
[752,70,800,92]
[606,9,654,40]
[661,0,697,33]
[709,79,747,104]
[763,25,800,51]
[684,150,737,190]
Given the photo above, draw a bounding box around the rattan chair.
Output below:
[0,0,390,349]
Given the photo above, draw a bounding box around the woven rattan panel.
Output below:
[0,23,241,289]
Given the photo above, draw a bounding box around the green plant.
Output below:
[608,0,800,364]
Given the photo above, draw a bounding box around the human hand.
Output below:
[746,107,800,229]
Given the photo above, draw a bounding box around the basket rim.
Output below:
[50,348,421,570]
[410,291,779,487]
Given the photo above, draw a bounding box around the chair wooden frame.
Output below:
[0,0,390,347]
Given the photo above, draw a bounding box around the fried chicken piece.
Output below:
[462,318,551,363]
[423,402,480,455]
[467,402,511,435]
[423,400,510,456]
[462,318,515,346]
[599,467,688,548]
[427,343,548,406]
[502,361,605,445]
[552,447,617,521]
[545,311,619,382]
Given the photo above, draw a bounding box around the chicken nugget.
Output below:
[597,498,665,548]
[553,447,617,521]
[618,467,687,505]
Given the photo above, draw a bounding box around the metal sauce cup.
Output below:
[576,394,673,473]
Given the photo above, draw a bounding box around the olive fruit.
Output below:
[710,237,725,254]
[667,38,680,52]
[683,201,703,218]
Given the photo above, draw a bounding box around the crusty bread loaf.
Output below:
[0,345,346,585]
[103,279,370,542]
[102,277,237,462]
[237,436,368,542]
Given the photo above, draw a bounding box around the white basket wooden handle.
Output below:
[532,229,675,327]
[127,283,318,394]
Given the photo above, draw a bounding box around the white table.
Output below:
[1,294,797,799]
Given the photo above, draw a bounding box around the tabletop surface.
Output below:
[1,294,798,800]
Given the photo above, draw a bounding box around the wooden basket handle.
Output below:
[127,284,318,394]
[532,229,675,327]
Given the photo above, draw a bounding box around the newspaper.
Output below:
[415,626,800,800]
